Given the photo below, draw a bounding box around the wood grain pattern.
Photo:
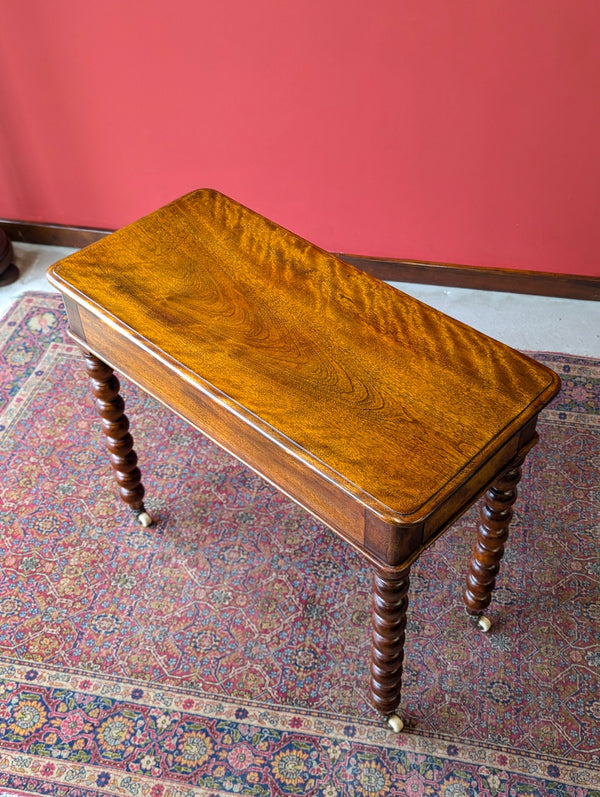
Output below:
[47,189,560,528]
[69,301,368,551]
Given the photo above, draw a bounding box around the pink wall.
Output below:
[1,0,599,276]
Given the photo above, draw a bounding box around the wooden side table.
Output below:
[47,189,560,731]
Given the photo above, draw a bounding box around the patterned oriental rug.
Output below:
[0,292,598,797]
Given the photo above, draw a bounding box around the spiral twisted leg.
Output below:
[463,452,526,623]
[370,567,411,730]
[82,349,152,526]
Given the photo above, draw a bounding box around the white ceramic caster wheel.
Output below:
[386,714,404,733]
[477,615,492,633]
[137,511,153,528]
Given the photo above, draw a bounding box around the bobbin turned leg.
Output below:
[82,349,152,527]
[370,567,411,732]
[463,451,526,631]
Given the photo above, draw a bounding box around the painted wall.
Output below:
[1,0,599,276]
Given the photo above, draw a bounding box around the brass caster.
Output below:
[136,511,153,528]
[476,615,492,633]
[386,713,404,733]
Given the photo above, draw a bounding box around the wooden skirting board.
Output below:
[2,220,113,250]
[338,254,600,301]
[2,218,599,301]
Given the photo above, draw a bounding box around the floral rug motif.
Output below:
[0,292,598,796]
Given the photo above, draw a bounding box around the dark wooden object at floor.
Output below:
[0,229,19,287]
[47,189,560,731]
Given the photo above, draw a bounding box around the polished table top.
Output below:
[48,189,560,529]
